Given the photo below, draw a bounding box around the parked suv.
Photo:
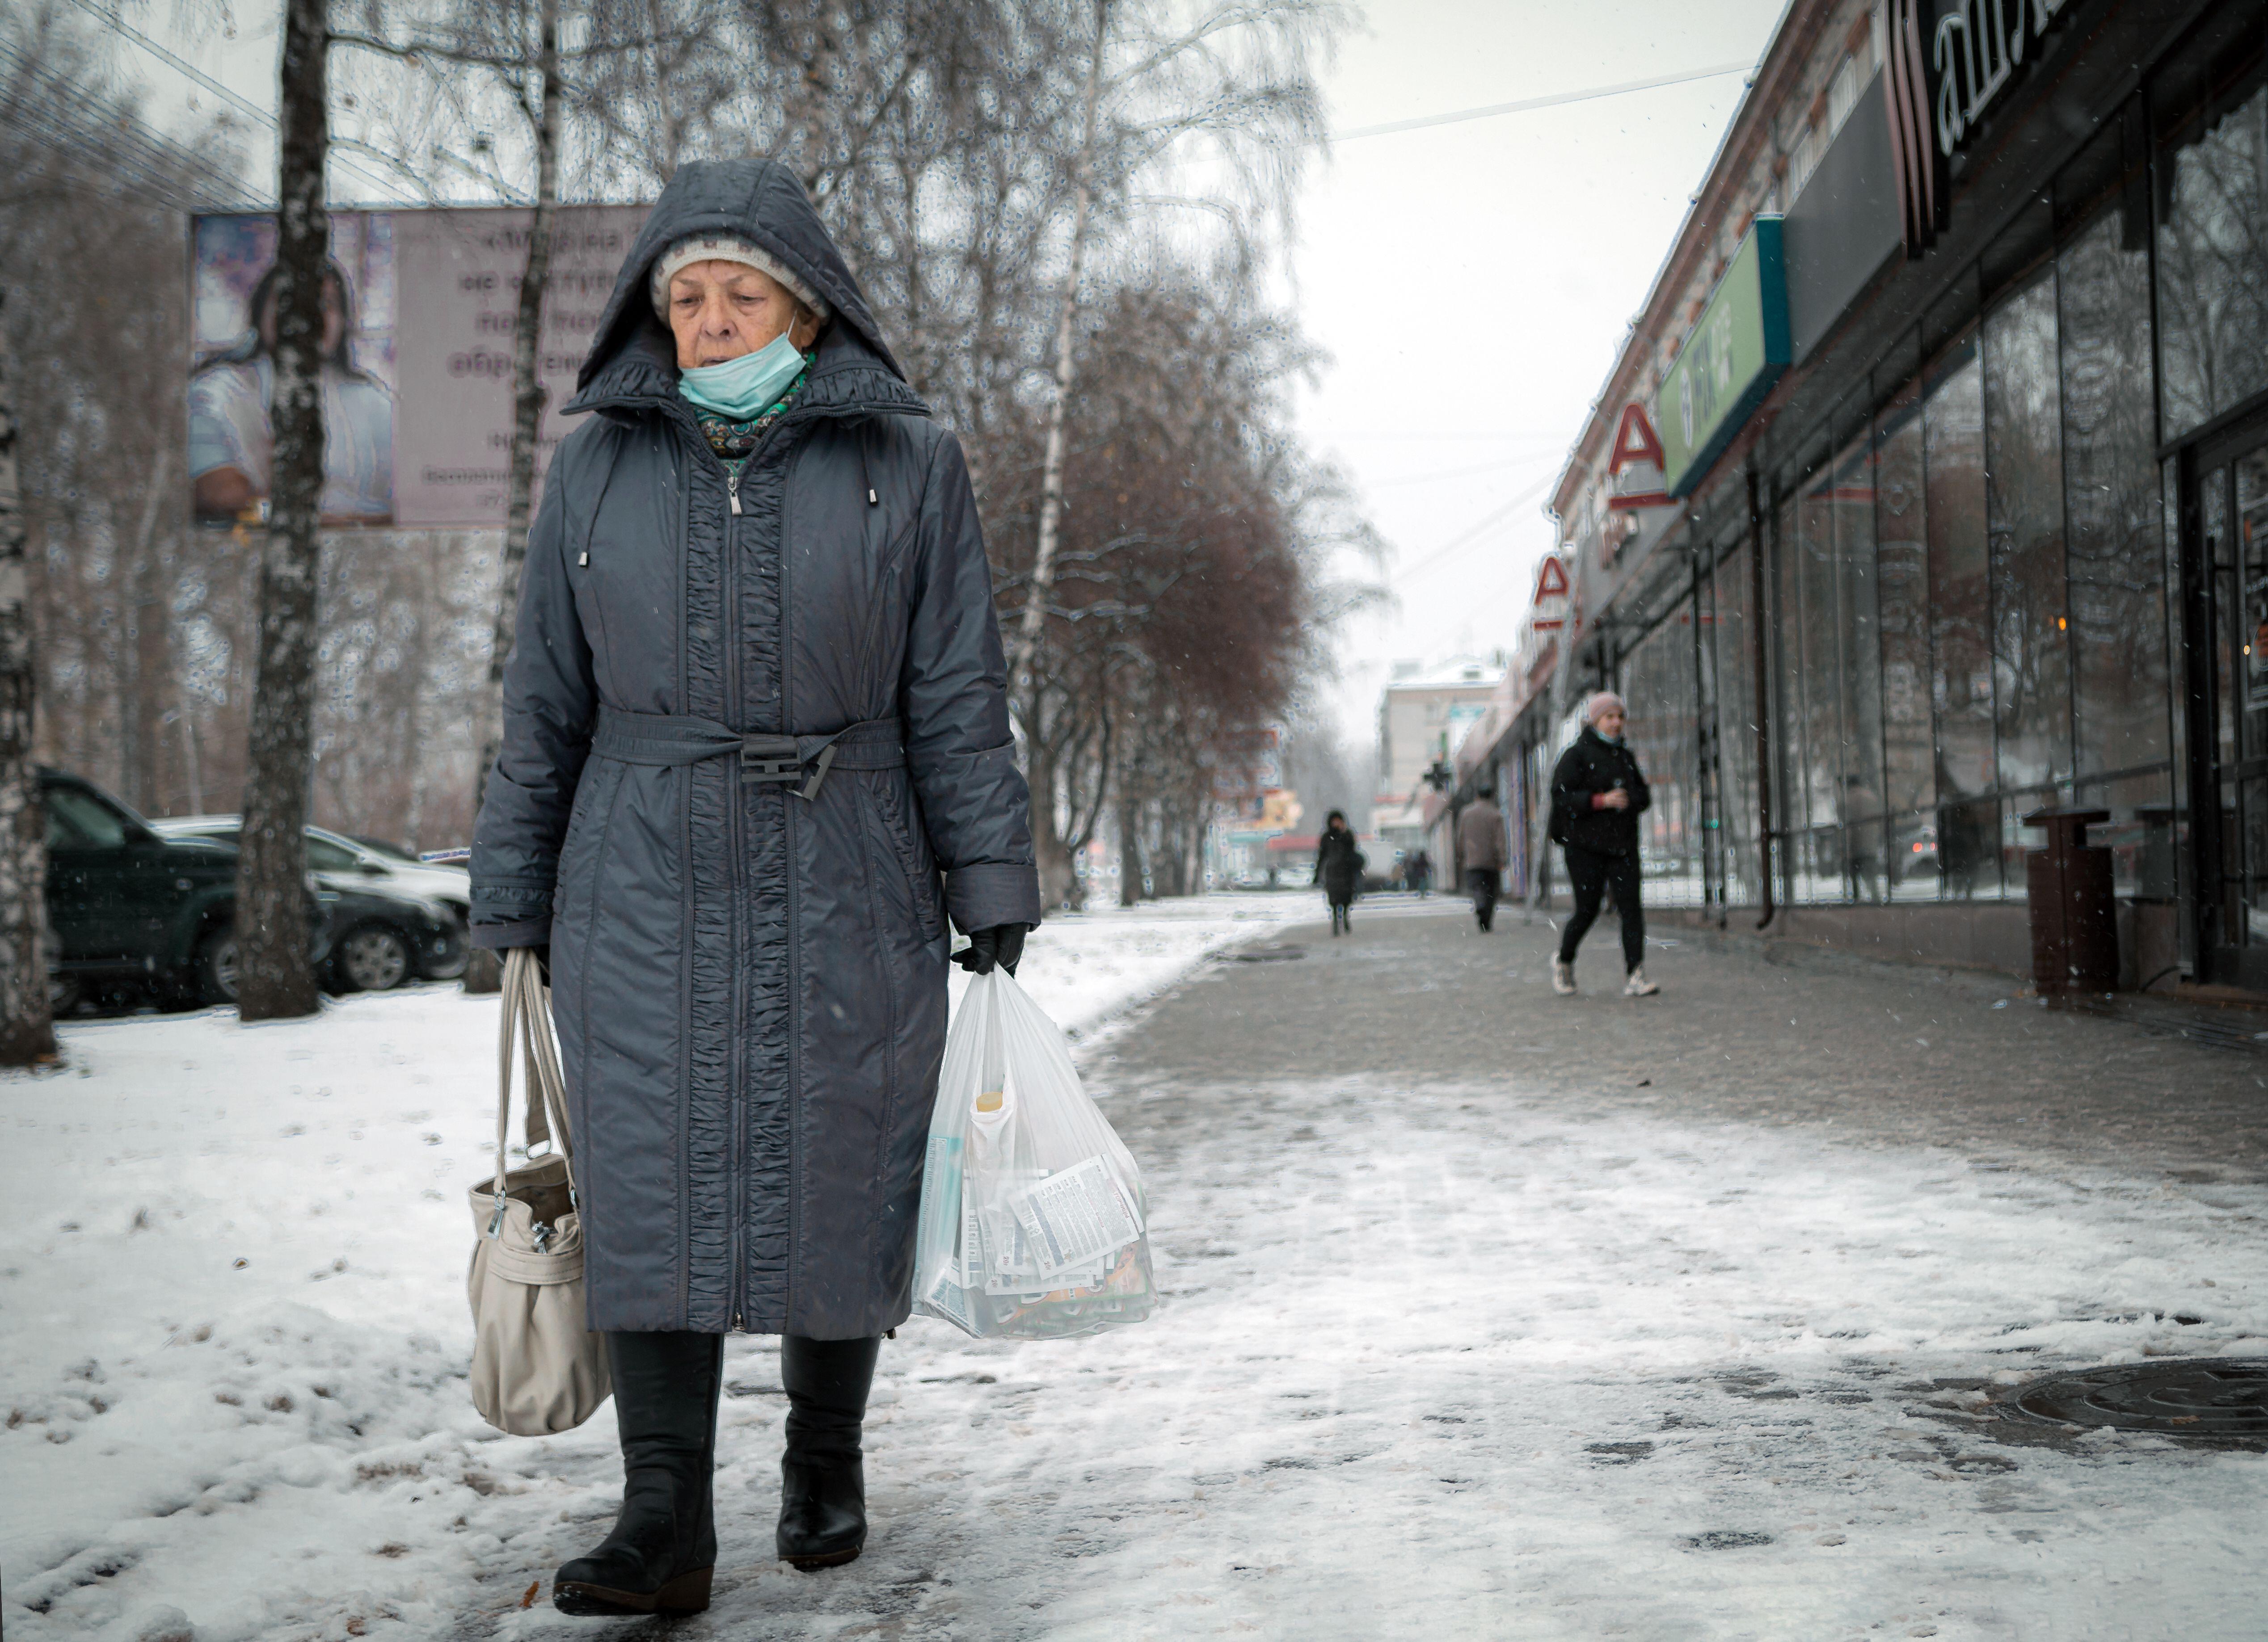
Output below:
[152,817,467,990]
[43,769,326,1010]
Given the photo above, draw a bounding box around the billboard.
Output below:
[190,204,649,528]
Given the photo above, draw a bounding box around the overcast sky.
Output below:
[108,0,1789,769]
[1291,0,1786,762]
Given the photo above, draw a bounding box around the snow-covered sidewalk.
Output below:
[7,893,2267,1640]
[0,894,1309,1640]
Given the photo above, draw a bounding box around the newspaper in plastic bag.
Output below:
[914,969,1156,1339]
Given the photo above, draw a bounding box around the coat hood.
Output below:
[573,158,908,406]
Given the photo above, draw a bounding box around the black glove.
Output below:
[951,923,1029,977]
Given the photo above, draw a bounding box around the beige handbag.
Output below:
[466,947,611,1435]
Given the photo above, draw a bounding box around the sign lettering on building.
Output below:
[1530,554,1570,630]
[1883,0,2072,257]
[1605,403,1671,511]
[1653,217,1790,498]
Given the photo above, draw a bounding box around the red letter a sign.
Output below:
[1606,403,1665,477]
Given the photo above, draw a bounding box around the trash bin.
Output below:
[2023,808,2117,993]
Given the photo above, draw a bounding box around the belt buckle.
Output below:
[740,733,800,785]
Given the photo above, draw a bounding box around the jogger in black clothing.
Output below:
[1547,691,1660,997]
[1559,844,1643,973]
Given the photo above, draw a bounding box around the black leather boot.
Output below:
[776,1333,881,1570]
[554,1331,723,1616]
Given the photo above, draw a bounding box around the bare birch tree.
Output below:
[234,0,331,1019]
[0,290,53,1062]
[1012,0,1109,690]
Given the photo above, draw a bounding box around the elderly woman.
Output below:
[471,159,1039,1616]
[1548,690,1657,997]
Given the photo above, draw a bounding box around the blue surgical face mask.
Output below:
[677,329,807,420]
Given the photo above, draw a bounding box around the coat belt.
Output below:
[590,706,904,801]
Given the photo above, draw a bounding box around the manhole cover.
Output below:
[1223,944,1305,963]
[2012,1358,2268,1436]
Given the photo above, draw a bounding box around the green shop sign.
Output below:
[1655,216,1790,497]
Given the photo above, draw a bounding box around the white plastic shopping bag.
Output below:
[914,969,1156,1339]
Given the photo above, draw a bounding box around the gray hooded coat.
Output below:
[469,160,1040,1339]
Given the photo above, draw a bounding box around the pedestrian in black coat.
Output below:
[1312,810,1366,935]
[1548,692,1659,997]
[468,158,1039,1613]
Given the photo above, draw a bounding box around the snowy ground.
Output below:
[0,893,1310,1639]
[5,894,2266,1640]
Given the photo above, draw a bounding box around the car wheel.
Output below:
[195,927,240,1006]
[336,923,412,993]
[48,974,80,1016]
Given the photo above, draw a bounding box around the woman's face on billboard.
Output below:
[257,274,347,358]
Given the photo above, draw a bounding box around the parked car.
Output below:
[318,880,466,991]
[348,834,473,894]
[162,817,471,927]
[152,817,467,990]
[43,769,327,1011]
[1891,817,1940,887]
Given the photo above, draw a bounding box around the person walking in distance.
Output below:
[1456,786,1506,932]
[1312,809,1366,936]
[469,159,1038,1615]
[1549,692,1658,996]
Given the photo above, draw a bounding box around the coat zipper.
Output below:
[780,465,801,1335]
[712,432,788,1333]
[663,404,836,1333]
[721,446,747,1334]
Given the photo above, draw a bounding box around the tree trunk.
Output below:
[466,0,563,997]
[1027,734,1078,911]
[1008,0,1108,690]
[0,293,56,1063]
[119,451,171,812]
[235,0,329,1021]
[1116,793,1141,908]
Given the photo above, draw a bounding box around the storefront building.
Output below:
[1456,0,2268,989]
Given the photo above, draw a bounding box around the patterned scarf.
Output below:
[693,364,811,467]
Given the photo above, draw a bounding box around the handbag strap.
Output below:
[494,948,578,1204]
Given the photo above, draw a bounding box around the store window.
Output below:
[1772,493,1806,842]
[1713,539,1760,907]
[1623,610,1702,907]
[1924,336,2001,897]
[1874,383,1937,896]
[1797,461,1843,864]
[2163,458,2188,787]
[2155,1,2268,440]
[1982,275,2072,800]
[1875,386,1940,902]
[2060,209,2172,781]
[1831,430,1885,830]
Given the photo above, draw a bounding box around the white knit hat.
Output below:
[649,234,831,323]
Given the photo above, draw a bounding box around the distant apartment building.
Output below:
[1374,657,1505,856]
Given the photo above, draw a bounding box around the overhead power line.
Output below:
[1364,454,1557,491]
[61,0,402,201]
[1392,472,1558,584]
[1334,60,1755,143]
[0,36,247,213]
[63,0,270,130]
